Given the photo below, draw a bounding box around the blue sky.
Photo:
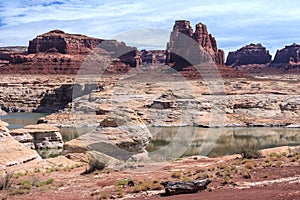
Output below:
[0,0,300,56]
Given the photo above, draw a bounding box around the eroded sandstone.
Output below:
[10,124,64,149]
[0,120,41,170]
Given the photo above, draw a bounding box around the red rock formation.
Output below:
[166,20,224,71]
[0,30,137,74]
[226,43,272,66]
[273,43,300,64]
[28,30,104,54]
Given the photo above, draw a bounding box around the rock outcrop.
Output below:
[0,30,138,74]
[63,107,152,164]
[226,43,272,66]
[0,76,99,113]
[273,43,300,64]
[10,124,64,149]
[166,20,225,71]
[28,30,104,54]
[0,120,41,170]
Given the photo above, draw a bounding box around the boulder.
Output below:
[226,43,272,66]
[161,179,211,195]
[10,124,64,149]
[0,120,41,170]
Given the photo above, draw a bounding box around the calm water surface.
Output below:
[1,113,300,158]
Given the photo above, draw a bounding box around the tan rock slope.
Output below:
[0,120,41,171]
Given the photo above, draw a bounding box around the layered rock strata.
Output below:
[226,43,272,66]
[10,124,64,149]
[0,120,41,170]
[0,30,137,74]
[63,107,152,164]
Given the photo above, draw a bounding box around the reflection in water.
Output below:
[0,112,49,129]
[0,112,93,158]
[59,127,94,142]
[2,112,300,159]
[36,127,93,159]
[147,127,300,158]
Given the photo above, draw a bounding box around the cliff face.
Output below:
[28,30,104,54]
[0,30,137,74]
[166,20,225,71]
[273,43,300,64]
[226,43,272,66]
[192,23,224,65]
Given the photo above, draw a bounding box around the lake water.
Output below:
[1,112,300,159]
[147,126,300,158]
[0,112,49,129]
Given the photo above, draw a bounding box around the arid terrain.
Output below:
[0,19,300,199]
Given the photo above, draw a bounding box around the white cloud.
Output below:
[0,0,300,57]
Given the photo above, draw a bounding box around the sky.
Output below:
[0,0,300,57]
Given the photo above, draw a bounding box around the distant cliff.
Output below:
[226,43,272,66]
[0,30,137,74]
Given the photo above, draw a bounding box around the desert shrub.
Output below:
[171,171,182,179]
[0,172,13,190]
[81,158,105,175]
[20,180,32,190]
[132,181,151,193]
[115,179,133,187]
[240,144,261,159]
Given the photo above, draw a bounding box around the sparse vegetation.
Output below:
[240,144,262,159]
[33,178,55,187]
[81,158,105,175]
[97,191,110,199]
[171,171,182,179]
[0,172,14,190]
[222,176,231,185]
[115,179,132,187]
[132,181,152,193]
[245,161,255,169]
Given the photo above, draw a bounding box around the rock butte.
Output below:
[166,20,224,69]
[0,29,138,74]
[226,43,272,66]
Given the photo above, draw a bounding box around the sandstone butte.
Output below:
[165,20,247,79]
[226,43,272,66]
[0,29,138,74]
[225,43,300,74]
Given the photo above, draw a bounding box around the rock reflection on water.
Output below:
[59,127,94,142]
[0,112,49,129]
[147,127,300,158]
